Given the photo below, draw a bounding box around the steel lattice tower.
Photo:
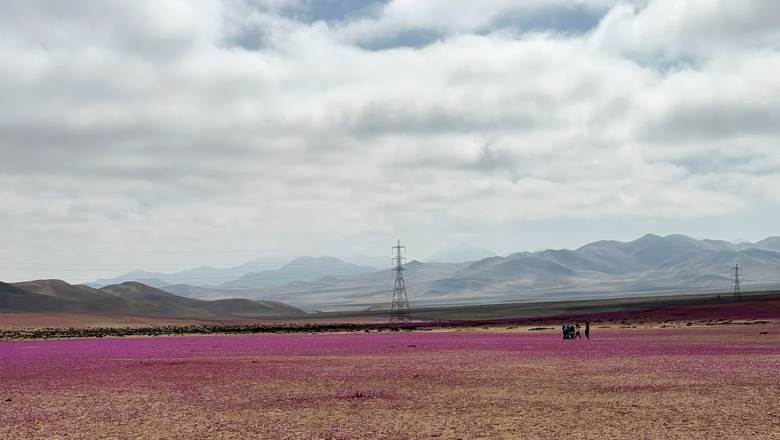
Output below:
[732,263,742,301]
[390,239,412,323]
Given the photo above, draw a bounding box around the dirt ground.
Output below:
[2,320,779,440]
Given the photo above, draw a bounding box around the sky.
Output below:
[1,0,779,283]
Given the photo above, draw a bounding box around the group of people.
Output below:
[562,321,590,339]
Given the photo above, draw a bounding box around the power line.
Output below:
[733,263,742,301]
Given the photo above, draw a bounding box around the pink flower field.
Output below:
[2,324,780,439]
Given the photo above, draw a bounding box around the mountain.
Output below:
[74,234,780,311]
[85,257,291,288]
[417,234,780,302]
[218,256,377,289]
[85,256,381,289]
[100,282,306,317]
[343,255,394,270]
[161,284,223,299]
[740,237,780,252]
[13,279,117,301]
[134,278,171,288]
[160,260,471,311]
[205,234,780,310]
[425,243,498,264]
[1,280,305,317]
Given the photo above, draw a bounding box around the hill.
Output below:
[1,280,305,318]
[218,256,377,289]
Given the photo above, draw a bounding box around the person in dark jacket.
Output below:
[585,321,590,339]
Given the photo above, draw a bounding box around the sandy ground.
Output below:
[3,289,779,331]
[2,321,779,440]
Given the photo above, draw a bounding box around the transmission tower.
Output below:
[390,239,412,323]
[732,263,742,301]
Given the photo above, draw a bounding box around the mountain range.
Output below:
[1,279,305,317]
[85,255,393,289]
[150,234,780,311]
[218,256,376,289]
[62,234,780,311]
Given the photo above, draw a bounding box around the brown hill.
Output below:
[2,280,116,314]
[1,280,305,318]
[14,279,116,301]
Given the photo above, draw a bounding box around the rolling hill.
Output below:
[0,280,305,317]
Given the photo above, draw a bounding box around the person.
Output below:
[585,321,590,339]
[562,324,567,340]
[574,323,582,339]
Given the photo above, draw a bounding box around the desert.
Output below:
[3,293,780,439]
[3,1,780,438]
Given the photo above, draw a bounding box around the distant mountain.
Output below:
[85,256,380,289]
[425,243,498,264]
[14,279,117,301]
[85,257,290,288]
[218,256,377,289]
[739,237,780,252]
[160,260,472,311]
[161,284,222,299]
[76,234,780,311]
[205,234,780,310]
[343,255,394,270]
[1,279,305,317]
[419,234,780,302]
[135,278,171,288]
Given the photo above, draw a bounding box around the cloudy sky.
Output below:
[1,0,779,283]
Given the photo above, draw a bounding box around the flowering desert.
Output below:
[2,313,780,440]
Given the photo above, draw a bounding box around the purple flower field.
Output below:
[2,324,780,439]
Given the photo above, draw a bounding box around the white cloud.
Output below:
[0,0,779,282]
[590,0,780,59]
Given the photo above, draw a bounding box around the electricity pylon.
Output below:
[390,239,412,323]
[732,263,742,301]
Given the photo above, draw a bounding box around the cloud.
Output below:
[0,0,779,281]
[591,1,780,59]
[330,0,621,48]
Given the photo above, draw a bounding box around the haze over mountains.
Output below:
[424,243,498,264]
[218,257,376,289]
[71,234,780,312]
[8,234,779,315]
[86,256,391,289]
[85,248,485,290]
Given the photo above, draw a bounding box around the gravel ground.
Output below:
[2,321,779,439]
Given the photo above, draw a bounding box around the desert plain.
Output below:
[2,294,780,440]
